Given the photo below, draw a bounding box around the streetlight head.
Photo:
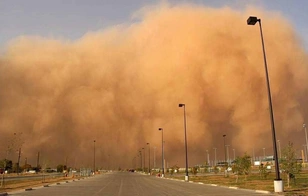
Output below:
[147,142,149,145]
[247,16,259,25]
[179,103,185,107]
[158,128,163,131]
[223,134,226,137]
[304,123,306,128]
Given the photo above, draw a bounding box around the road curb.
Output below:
[256,190,271,194]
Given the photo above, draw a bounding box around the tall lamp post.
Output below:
[179,103,189,182]
[223,135,227,166]
[303,145,307,162]
[233,149,235,161]
[142,148,145,172]
[147,143,151,174]
[303,124,308,162]
[139,151,142,170]
[277,140,281,160]
[247,16,282,192]
[158,128,164,177]
[226,145,230,165]
[153,146,156,168]
[93,140,96,175]
[213,148,217,166]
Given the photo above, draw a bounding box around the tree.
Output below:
[213,166,219,174]
[232,153,251,182]
[259,162,270,179]
[0,159,13,171]
[170,165,179,175]
[22,164,32,172]
[191,166,198,176]
[57,164,64,172]
[280,142,302,188]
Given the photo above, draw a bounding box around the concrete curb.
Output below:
[256,190,271,194]
[162,177,273,194]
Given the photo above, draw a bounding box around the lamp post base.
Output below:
[185,175,189,182]
[274,179,283,192]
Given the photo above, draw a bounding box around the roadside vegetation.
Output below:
[161,142,308,195]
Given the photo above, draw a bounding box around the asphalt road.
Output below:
[8,172,275,196]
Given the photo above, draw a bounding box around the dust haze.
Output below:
[0,3,308,169]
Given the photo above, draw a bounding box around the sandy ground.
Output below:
[0,174,80,193]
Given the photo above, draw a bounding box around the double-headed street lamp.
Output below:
[158,128,164,177]
[179,103,189,182]
[247,16,282,192]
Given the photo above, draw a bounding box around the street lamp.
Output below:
[153,146,156,168]
[206,150,209,166]
[147,143,151,174]
[263,148,266,160]
[247,16,282,192]
[277,140,281,160]
[93,140,96,175]
[142,148,145,172]
[226,145,230,165]
[213,148,217,166]
[233,149,235,161]
[223,135,227,166]
[139,151,142,170]
[158,128,164,177]
[303,124,308,161]
[303,145,307,162]
[179,103,189,182]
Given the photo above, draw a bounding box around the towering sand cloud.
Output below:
[0,4,307,168]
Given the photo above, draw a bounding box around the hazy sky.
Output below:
[1,0,308,50]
